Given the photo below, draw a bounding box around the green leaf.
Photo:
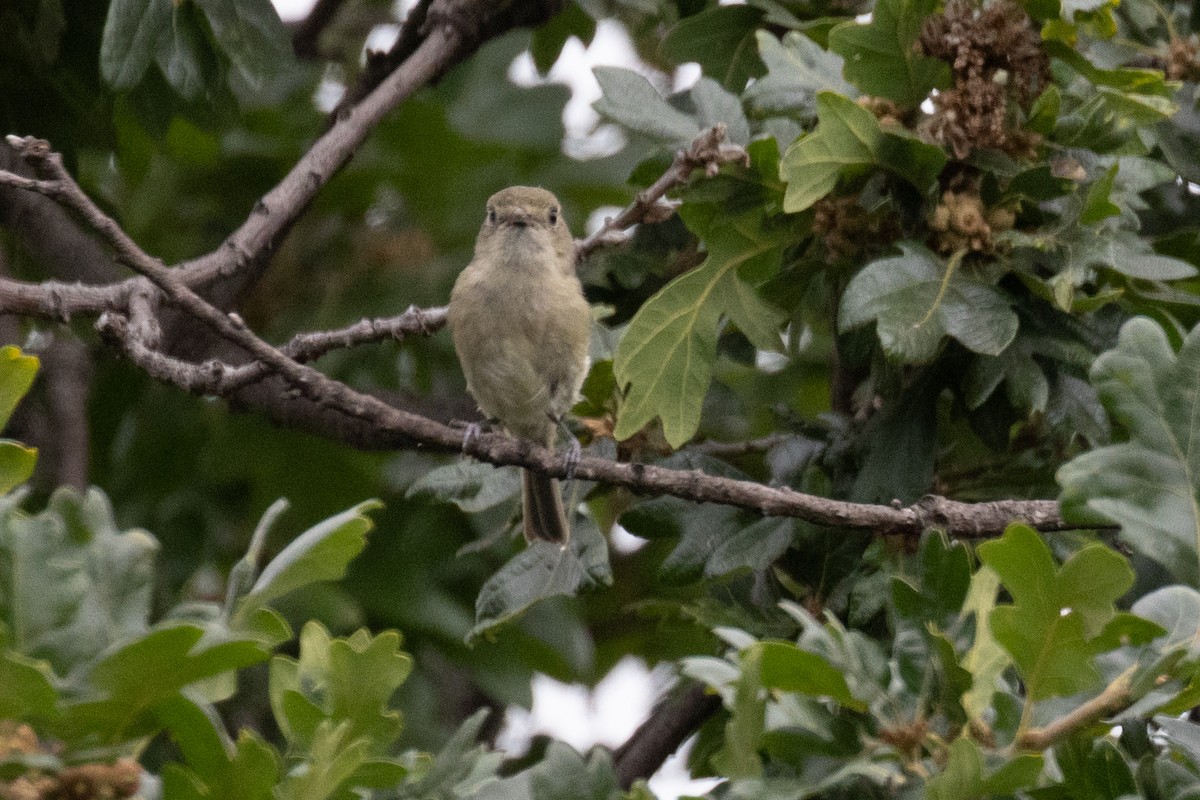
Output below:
[1058,318,1200,584]
[0,650,58,721]
[779,93,946,213]
[612,208,787,447]
[393,710,503,799]
[0,346,38,429]
[481,741,619,800]
[236,500,380,619]
[659,5,766,91]
[1080,164,1121,224]
[1077,231,1198,281]
[194,0,292,89]
[692,77,751,145]
[927,737,1043,799]
[828,0,951,106]
[1055,737,1137,799]
[621,453,751,582]
[960,566,1009,720]
[161,729,280,800]
[407,461,520,512]
[155,3,216,101]
[0,488,159,676]
[744,30,851,116]
[705,518,797,577]
[592,66,700,145]
[269,622,410,752]
[1131,585,1200,656]
[977,524,1132,700]
[779,92,878,212]
[470,515,612,639]
[716,644,765,779]
[530,3,596,74]
[892,531,972,623]
[69,623,271,744]
[839,243,1018,362]
[99,0,171,90]
[0,442,37,497]
[757,641,865,711]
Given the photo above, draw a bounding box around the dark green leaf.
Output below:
[99,0,171,90]
[471,515,612,639]
[660,5,766,91]
[839,243,1018,362]
[195,0,292,89]
[828,0,951,106]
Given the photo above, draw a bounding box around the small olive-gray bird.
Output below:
[450,187,591,543]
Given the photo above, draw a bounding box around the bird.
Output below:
[449,186,591,543]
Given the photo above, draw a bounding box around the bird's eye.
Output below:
[487,207,497,224]
[548,207,558,224]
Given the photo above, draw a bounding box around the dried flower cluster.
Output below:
[813,195,900,263]
[920,0,1051,158]
[1166,36,1200,82]
[0,723,141,800]
[928,187,1016,253]
[858,96,909,127]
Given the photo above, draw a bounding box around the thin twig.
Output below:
[575,124,751,262]
[1014,669,1133,751]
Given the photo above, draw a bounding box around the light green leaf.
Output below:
[1,488,159,676]
[745,30,852,116]
[613,209,787,447]
[827,0,951,106]
[780,93,946,213]
[161,729,279,800]
[927,737,1043,799]
[236,500,380,618]
[977,524,1132,700]
[0,346,38,429]
[780,93,879,213]
[593,66,700,145]
[839,243,1018,362]
[0,442,37,497]
[1059,318,1200,584]
[1080,164,1121,224]
[69,623,271,744]
[0,650,58,721]
[269,622,410,753]
[960,566,1009,721]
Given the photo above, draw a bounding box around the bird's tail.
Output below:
[521,469,569,543]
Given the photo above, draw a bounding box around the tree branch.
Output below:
[613,681,721,789]
[1014,670,1133,751]
[0,137,1098,539]
[575,124,750,262]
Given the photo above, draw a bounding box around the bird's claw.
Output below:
[461,421,483,452]
[563,437,582,483]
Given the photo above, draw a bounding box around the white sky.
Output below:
[273,2,721,796]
